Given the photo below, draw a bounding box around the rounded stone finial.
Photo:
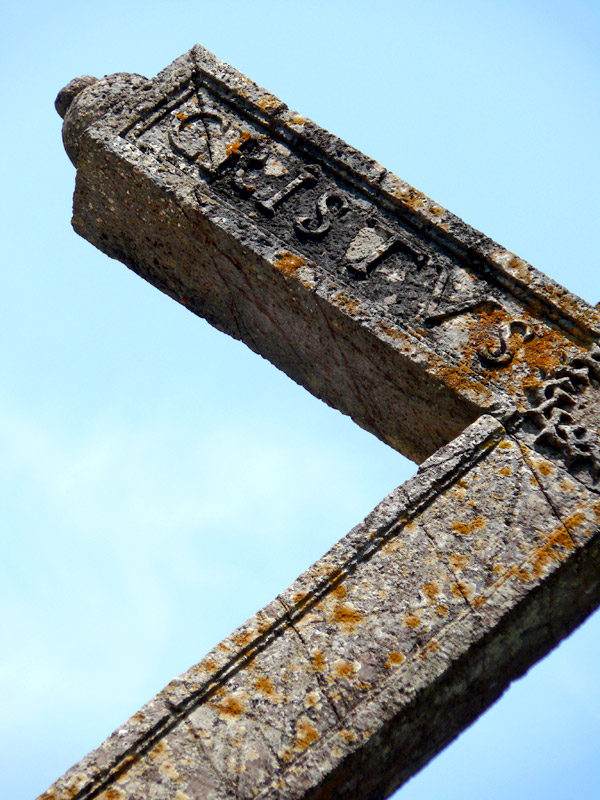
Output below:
[55,75,99,119]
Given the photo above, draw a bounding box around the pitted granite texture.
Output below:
[46,44,600,800]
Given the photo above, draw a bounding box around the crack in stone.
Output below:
[277,598,344,725]
[183,715,238,798]
[513,435,578,550]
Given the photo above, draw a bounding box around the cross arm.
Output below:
[56,45,599,465]
[38,415,600,800]
[49,45,600,800]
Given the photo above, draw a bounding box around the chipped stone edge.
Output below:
[38,415,504,800]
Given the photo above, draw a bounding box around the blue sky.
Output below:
[1,1,599,798]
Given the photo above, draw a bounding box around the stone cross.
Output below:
[46,45,599,800]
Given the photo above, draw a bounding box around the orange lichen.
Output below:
[312,651,326,671]
[334,292,360,315]
[233,630,254,647]
[258,96,282,111]
[274,251,305,278]
[292,591,310,606]
[386,651,405,667]
[208,695,245,718]
[331,603,365,631]
[435,604,449,616]
[148,742,168,762]
[254,676,276,698]
[225,130,251,156]
[294,717,319,750]
[339,728,359,744]
[535,460,554,477]
[422,582,439,600]
[404,615,421,628]
[449,553,470,570]
[452,581,474,600]
[452,516,486,535]
[564,512,586,531]
[332,583,347,600]
[333,660,356,680]
[519,526,576,582]
[473,595,487,607]
[497,466,512,476]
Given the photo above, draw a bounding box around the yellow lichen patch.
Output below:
[289,116,307,126]
[274,251,305,278]
[564,511,586,532]
[395,185,427,211]
[202,660,219,677]
[292,590,310,606]
[334,292,360,315]
[331,603,365,632]
[449,553,470,570]
[452,581,474,600]
[132,711,145,722]
[452,516,486,536]
[294,717,319,750]
[435,604,449,616]
[148,741,168,762]
[258,95,282,111]
[473,595,487,607]
[332,660,357,680]
[332,582,347,600]
[225,130,252,156]
[254,675,277,699]
[312,651,326,671]
[522,526,576,581]
[497,466,512,477]
[422,582,439,600]
[233,630,254,648]
[385,650,405,669]
[327,567,344,584]
[559,478,577,494]
[404,615,421,628]
[304,691,319,708]
[498,440,513,450]
[376,320,404,341]
[339,728,359,744]
[104,790,126,800]
[594,501,600,520]
[176,112,187,121]
[208,694,245,718]
[159,761,182,781]
[533,459,555,477]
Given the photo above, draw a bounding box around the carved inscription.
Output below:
[123,78,551,377]
[525,345,600,484]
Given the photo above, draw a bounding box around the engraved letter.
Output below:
[256,166,321,216]
[294,190,349,239]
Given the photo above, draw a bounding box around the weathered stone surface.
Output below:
[47,45,600,800]
[39,417,600,800]
[59,45,599,465]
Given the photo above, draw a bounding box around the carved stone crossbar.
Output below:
[46,45,600,799]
